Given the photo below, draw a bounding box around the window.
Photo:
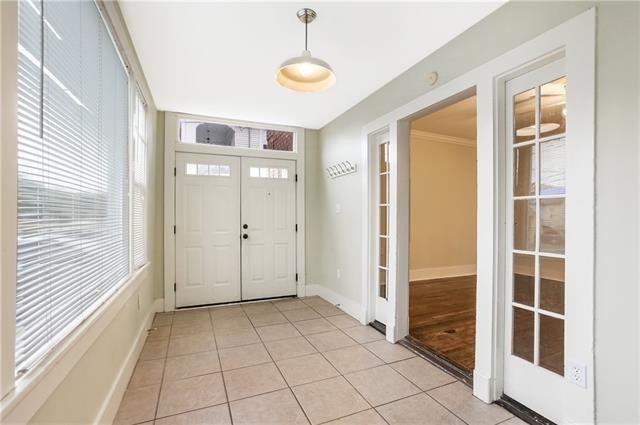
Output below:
[248,167,289,179]
[16,0,129,373]
[185,163,231,177]
[132,91,148,269]
[179,120,295,152]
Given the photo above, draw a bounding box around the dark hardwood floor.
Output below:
[409,275,476,372]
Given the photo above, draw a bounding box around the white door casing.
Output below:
[175,153,241,307]
[360,8,594,415]
[241,157,297,300]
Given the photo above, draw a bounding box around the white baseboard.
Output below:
[305,284,366,324]
[95,298,163,425]
[409,264,476,281]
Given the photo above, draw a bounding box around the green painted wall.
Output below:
[312,2,639,423]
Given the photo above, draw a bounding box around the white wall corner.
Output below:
[472,370,494,403]
[94,298,161,425]
[152,298,164,314]
[305,284,365,323]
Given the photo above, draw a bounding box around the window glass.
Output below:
[185,163,232,177]
[16,0,129,373]
[248,167,288,179]
[186,163,197,175]
[219,165,231,177]
[132,92,148,269]
[180,120,295,152]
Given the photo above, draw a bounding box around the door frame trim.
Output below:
[360,8,595,420]
[164,112,306,312]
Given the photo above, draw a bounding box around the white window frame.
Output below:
[163,112,306,312]
[132,87,149,270]
[0,1,156,422]
[360,7,595,421]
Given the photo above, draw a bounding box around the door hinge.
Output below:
[174,282,176,292]
[295,273,298,282]
[174,167,176,176]
[173,225,176,234]
[295,174,298,182]
[295,224,298,232]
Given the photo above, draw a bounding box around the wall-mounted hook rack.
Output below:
[326,161,357,179]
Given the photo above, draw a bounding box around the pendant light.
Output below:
[276,8,335,92]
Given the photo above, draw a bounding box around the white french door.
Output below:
[175,153,241,307]
[374,136,391,324]
[241,158,297,300]
[503,58,592,423]
[175,153,297,307]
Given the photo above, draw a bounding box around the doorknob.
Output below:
[242,234,249,239]
[243,224,248,229]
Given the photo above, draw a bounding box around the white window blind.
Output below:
[132,91,148,269]
[16,0,129,373]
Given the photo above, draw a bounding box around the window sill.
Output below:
[0,263,152,424]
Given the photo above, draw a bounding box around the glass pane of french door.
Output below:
[511,76,567,376]
[378,141,390,299]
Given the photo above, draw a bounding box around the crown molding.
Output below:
[410,129,475,147]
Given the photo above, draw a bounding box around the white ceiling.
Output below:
[120,1,504,129]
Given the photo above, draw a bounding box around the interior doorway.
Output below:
[407,94,478,373]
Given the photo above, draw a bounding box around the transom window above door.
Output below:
[179,120,295,152]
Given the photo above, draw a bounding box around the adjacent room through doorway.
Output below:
[408,94,477,373]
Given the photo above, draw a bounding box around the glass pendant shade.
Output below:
[276,50,335,92]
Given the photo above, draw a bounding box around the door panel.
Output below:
[375,137,390,324]
[504,58,587,423]
[175,153,241,307]
[241,158,297,300]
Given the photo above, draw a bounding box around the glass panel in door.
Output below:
[378,141,390,300]
[510,75,567,376]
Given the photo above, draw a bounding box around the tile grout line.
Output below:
[209,310,235,425]
[423,389,472,425]
[301,301,390,424]
[125,298,506,425]
[293,302,390,423]
[295,298,382,424]
[313,342,388,425]
[258,317,315,425]
[151,317,172,422]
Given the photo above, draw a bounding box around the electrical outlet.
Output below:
[336,269,341,279]
[567,361,587,388]
[335,203,341,214]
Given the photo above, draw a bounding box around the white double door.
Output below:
[175,153,297,307]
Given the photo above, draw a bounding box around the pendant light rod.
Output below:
[297,8,317,51]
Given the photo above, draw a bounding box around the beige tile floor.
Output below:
[114,296,523,425]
